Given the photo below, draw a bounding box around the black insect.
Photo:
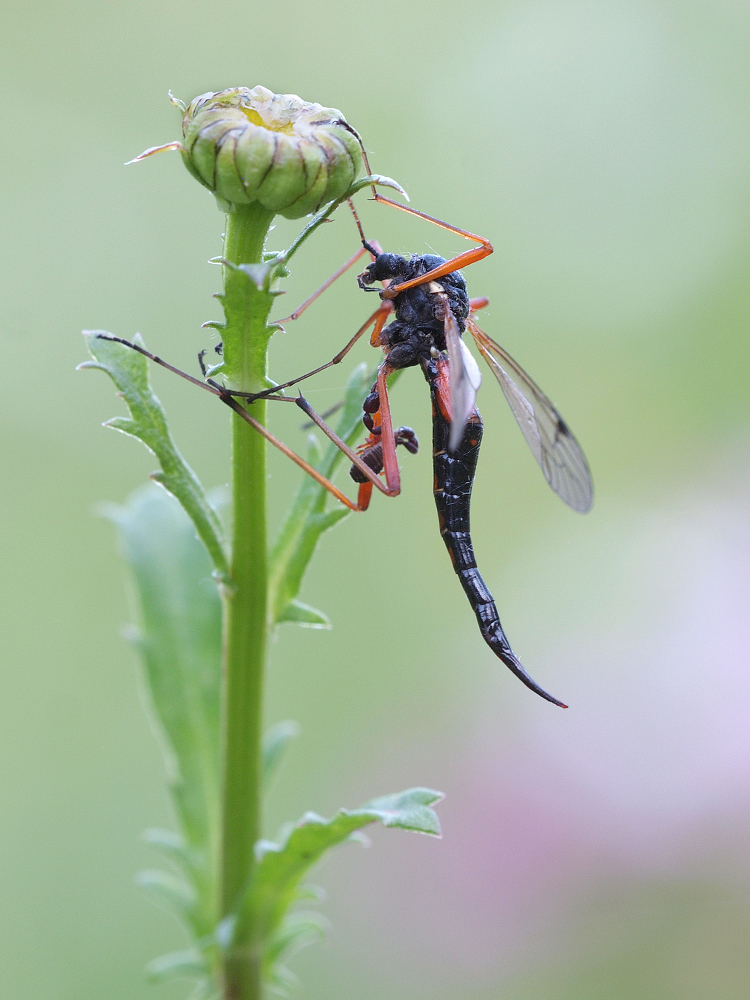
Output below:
[346,240,592,708]
[95,195,592,707]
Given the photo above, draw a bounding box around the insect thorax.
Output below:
[375,254,471,371]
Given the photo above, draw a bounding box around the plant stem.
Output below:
[220,202,275,999]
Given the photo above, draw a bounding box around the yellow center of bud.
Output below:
[239,107,296,136]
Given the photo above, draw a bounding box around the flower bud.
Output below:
[180,87,363,218]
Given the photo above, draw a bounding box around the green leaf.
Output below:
[80,331,229,580]
[104,485,221,936]
[349,172,409,199]
[360,788,444,834]
[269,362,373,627]
[276,599,331,628]
[239,787,443,943]
[262,720,299,790]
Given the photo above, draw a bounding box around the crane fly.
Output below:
[339,206,592,708]
[95,192,592,708]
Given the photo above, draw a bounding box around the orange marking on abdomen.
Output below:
[435,358,452,422]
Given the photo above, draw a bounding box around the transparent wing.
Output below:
[444,304,482,451]
[468,318,593,513]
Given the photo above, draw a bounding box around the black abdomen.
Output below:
[429,372,566,708]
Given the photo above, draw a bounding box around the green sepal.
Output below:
[348,172,408,199]
[269,362,373,627]
[238,787,444,944]
[262,720,300,789]
[168,91,187,114]
[80,332,228,580]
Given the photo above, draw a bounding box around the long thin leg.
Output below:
[220,394,376,511]
[96,334,224,397]
[274,202,384,324]
[294,393,400,497]
[368,300,393,347]
[93,333,400,510]
[275,246,369,323]
[370,194,494,298]
[296,301,394,430]
[229,302,392,402]
[375,366,401,494]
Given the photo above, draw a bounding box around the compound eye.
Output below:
[373,253,404,282]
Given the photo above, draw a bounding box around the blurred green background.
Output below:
[2,0,750,997]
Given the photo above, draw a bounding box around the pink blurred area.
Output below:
[307,439,750,995]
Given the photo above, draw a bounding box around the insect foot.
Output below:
[350,427,419,482]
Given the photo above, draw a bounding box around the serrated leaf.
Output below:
[359,788,444,834]
[269,363,373,627]
[104,485,221,937]
[81,331,228,580]
[262,720,299,789]
[239,787,443,943]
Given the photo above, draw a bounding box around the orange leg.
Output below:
[275,246,369,323]
[356,481,374,511]
[375,366,401,495]
[369,194,493,298]
[93,334,399,511]
[369,301,393,347]
[294,391,400,497]
[275,200,384,323]
[231,302,392,402]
